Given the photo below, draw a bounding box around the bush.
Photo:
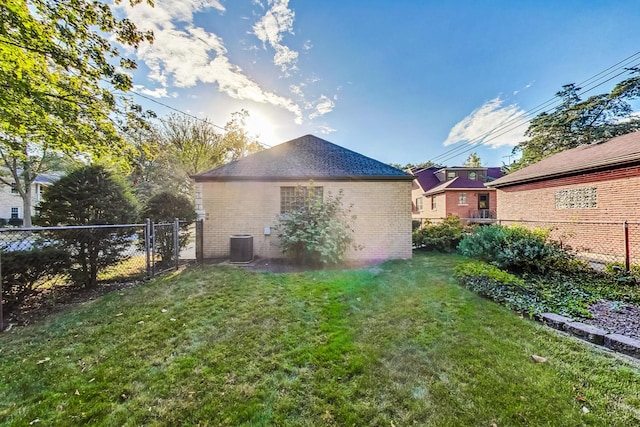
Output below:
[141,191,197,264]
[35,165,139,287]
[454,261,543,315]
[0,247,70,313]
[412,216,467,252]
[276,185,359,266]
[8,218,23,227]
[457,224,577,274]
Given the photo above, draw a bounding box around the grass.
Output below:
[1,252,639,426]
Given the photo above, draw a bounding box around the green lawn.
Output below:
[1,252,639,426]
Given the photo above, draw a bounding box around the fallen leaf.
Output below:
[36,357,50,365]
[75,389,80,396]
[137,321,145,325]
[576,396,586,402]
[161,309,168,313]
[88,378,95,383]
[170,318,177,322]
[29,419,40,425]
[531,355,547,363]
[115,313,124,317]
[582,406,590,414]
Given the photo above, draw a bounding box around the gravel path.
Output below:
[583,300,640,341]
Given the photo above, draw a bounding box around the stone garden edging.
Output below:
[539,312,640,359]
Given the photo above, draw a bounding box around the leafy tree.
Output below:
[0,0,153,226]
[141,191,197,264]
[35,165,139,287]
[389,160,442,171]
[142,110,264,196]
[275,183,360,266]
[464,152,482,167]
[511,70,640,171]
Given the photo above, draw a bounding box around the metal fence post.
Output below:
[151,221,156,277]
[145,218,151,280]
[624,220,631,272]
[174,218,180,271]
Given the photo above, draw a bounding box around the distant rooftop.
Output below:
[193,134,413,181]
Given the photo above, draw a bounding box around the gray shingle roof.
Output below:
[489,131,640,188]
[193,134,412,181]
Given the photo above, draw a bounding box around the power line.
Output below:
[426,50,640,165]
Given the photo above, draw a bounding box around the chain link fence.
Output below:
[0,219,202,330]
[498,219,640,269]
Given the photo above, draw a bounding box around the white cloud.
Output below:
[308,95,334,119]
[443,97,528,148]
[252,0,299,72]
[118,0,303,123]
[317,125,336,135]
[133,85,177,98]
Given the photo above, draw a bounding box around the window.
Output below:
[415,197,423,212]
[10,207,19,219]
[555,187,597,209]
[468,171,477,180]
[431,196,437,210]
[447,171,456,180]
[280,186,323,213]
[458,192,467,205]
[10,183,18,194]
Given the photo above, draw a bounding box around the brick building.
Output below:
[488,131,640,263]
[410,166,503,224]
[192,135,414,262]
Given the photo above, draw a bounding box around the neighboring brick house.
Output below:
[192,134,414,262]
[410,166,503,224]
[0,171,59,224]
[488,131,640,263]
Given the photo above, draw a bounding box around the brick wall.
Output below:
[199,180,413,262]
[496,165,640,222]
[496,165,640,263]
[414,190,497,222]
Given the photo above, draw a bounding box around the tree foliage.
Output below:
[463,152,482,167]
[511,70,640,171]
[0,0,153,225]
[128,111,264,197]
[35,165,139,287]
[275,184,360,266]
[389,160,442,171]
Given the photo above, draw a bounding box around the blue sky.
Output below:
[116,0,640,167]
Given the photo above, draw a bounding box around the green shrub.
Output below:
[8,218,23,227]
[412,216,467,252]
[457,224,577,274]
[35,165,139,287]
[603,262,640,286]
[454,261,543,315]
[0,218,7,227]
[275,184,359,266]
[141,191,197,265]
[0,247,70,312]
